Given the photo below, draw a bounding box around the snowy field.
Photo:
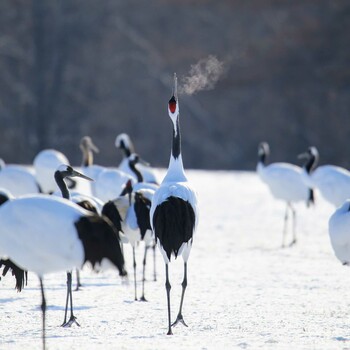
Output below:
[1,169,350,350]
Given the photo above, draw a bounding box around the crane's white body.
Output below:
[34,149,70,193]
[0,195,91,276]
[257,162,310,203]
[303,165,350,207]
[94,168,133,202]
[0,166,39,196]
[329,200,350,264]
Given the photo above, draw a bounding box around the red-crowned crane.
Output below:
[150,74,198,335]
[257,142,313,247]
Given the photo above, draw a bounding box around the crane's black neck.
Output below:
[120,140,131,157]
[259,152,267,165]
[172,117,181,159]
[129,160,143,183]
[54,171,70,199]
[304,153,318,174]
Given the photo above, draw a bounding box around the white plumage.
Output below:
[0,165,40,196]
[33,149,70,193]
[329,200,350,265]
[94,168,133,202]
[0,196,87,275]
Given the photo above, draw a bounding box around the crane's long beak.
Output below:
[297,152,309,160]
[90,141,99,153]
[71,170,94,181]
[173,72,178,100]
[138,157,150,167]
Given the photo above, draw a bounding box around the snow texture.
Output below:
[1,170,349,349]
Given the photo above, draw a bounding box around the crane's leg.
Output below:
[62,272,80,327]
[39,277,46,350]
[140,244,148,301]
[61,272,69,326]
[74,268,82,291]
[152,240,157,281]
[172,262,188,327]
[165,264,172,335]
[289,204,297,247]
[132,246,138,301]
[282,203,289,248]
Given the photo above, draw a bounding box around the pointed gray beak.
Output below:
[71,169,94,181]
[89,141,99,154]
[138,157,150,167]
[297,152,309,160]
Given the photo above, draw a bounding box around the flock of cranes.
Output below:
[257,142,350,272]
[2,73,350,348]
[0,74,198,349]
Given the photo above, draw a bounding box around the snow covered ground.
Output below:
[1,169,350,349]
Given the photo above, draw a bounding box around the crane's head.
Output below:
[258,142,270,157]
[56,164,94,181]
[297,146,319,172]
[80,136,99,154]
[168,73,179,120]
[115,133,135,155]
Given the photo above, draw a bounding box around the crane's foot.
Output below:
[171,314,188,327]
[288,239,297,247]
[139,295,148,302]
[61,315,80,328]
[74,284,82,291]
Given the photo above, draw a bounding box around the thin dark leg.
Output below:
[61,273,69,326]
[165,264,172,335]
[282,203,289,248]
[140,245,148,302]
[152,240,157,281]
[75,268,82,291]
[39,277,46,350]
[172,262,188,327]
[289,205,297,247]
[62,272,80,327]
[132,246,137,301]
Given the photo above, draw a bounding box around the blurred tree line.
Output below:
[0,0,349,170]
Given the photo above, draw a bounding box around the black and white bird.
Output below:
[150,74,198,335]
[328,200,350,266]
[257,142,314,247]
[0,188,126,349]
[299,146,350,207]
[54,164,96,326]
[116,133,159,184]
[117,180,155,301]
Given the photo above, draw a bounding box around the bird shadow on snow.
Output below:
[31,304,94,312]
[0,297,20,304]
[333,336,350,342]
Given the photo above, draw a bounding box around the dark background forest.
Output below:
[0,0,349,170]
